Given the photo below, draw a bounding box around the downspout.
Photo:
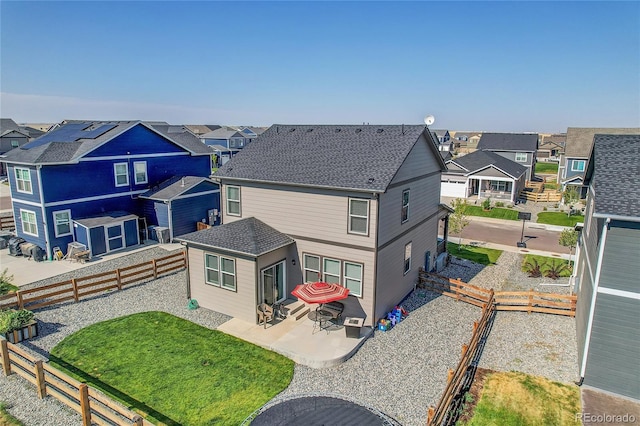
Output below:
[372,193,379,328]
[167,200,174,242]
[579,217,611,381]
[36,165,51,259]
[182,243,191,300]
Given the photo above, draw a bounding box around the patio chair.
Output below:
[257,303,274,329]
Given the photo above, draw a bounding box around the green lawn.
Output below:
[458,371,580,426]
[0,403,23,426]
[50,312,294,425]
[535,162,559,174]
[447,242,503,265]
[537,212,584,227]
[522,254,573,278]
[465,206,519,221]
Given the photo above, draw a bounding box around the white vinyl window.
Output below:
[133,161,147,184]
[515,152,527,162]
[343,262,363,297]
[404,242,412,275]
[323,258,341,284]
[205,254,220,286]
[401,189,410,223]
[226,186,241,216]
[53,210,72,237]
[204,254,236,291]
[303,254,320,283]
[571,160,586,172]
[11,140,19,148]
[20,209,38,236]
[348,198,369,235]
[114,163,129,187]
[14,168,32,194]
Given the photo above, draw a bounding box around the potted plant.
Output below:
[0,309,38,343]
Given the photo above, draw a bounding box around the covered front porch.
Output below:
[469,177,518,202]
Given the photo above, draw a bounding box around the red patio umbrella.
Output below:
[291,281,349,305]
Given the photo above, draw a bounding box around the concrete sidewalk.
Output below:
[466,215,573,232]
[456,237,572,260]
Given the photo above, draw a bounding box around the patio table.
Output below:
[309,309,334,333]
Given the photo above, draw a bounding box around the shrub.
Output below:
[495,201,505,208]
[543,207,547,211]
[0,269,17,295]
[482,197,492,210]
[545,261,570,280]
[0,309,35,334]
[523,258,543,278]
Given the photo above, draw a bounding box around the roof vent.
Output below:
[335,128,341,133]
[181,177,185,187]
[306,128,314,133]
[289,128,296,132]
[355,128,362,133]
[367,177,375,184]
[376,128,384,133]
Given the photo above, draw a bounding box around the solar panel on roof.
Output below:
[20,123,117,150]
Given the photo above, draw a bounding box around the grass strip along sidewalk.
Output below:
[50,311,294,426]
[447,242,503,266]
[536,212,584,227]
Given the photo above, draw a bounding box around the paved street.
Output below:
[449,217,570,255]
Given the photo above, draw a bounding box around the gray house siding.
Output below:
[472,167,512,179]
[491,151,534,180]
[599,221,640,293]
[565,157,588,181]
[583,293,640,399]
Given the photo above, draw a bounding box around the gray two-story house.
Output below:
[476,133,538,181]
[574,134,640,400]
[559,127,640,199]
[176,124,450,327]
[1,119,32,176]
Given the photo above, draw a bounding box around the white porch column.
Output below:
[477,178,484,199]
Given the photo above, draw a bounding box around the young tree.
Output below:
[563,186,580,216]
[559,228,579,266]
[449,198,471,251]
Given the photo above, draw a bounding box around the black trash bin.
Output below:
[8,237,25,256]
[344,317,364,338]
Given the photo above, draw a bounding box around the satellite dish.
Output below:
[424,115,435,126]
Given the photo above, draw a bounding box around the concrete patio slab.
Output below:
[217,316,373,368]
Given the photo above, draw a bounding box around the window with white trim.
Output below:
[571,160,586,172]
[323,258,341,284]
[401,189,410,223]
[114,163,129,187]
[348,198,369,235]
[226,186,241,216]
[205,254,220,286]
[11,140,19,148]
[515,152,527,162]
[490,181,510,192]
[20,209,37,236]
[404,242,412,275]
[133,161,147,184]
[14,168,32,193]
[53,210,72,237]
[204,254,236,290]
[303,254,320,283]
[343,262,363,297]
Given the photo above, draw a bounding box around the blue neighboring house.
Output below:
[2,121,219,259]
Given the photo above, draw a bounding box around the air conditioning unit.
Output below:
[435,252,449,272]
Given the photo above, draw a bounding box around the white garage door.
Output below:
[441,181,467,198]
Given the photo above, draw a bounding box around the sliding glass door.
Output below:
[261,261,286,305]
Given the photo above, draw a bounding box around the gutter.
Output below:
[214,176,386,195]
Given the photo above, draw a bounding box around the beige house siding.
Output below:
[187,247,257,323]
[294,238,376,325]
[375,216,439,321]
[256,245,294,303]
[222,183,378,249]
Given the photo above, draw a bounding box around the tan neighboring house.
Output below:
[450,131,482,154]
[176,124,450,326]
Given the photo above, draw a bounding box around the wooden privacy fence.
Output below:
[518,190,562,203]
[0,251,186,311]
[418,270,576,317]
[427,290,495,426]
[0,215,15,231]
[0,338,152,426]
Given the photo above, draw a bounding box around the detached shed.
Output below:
[73,211,139,257]
[139,176,220,241]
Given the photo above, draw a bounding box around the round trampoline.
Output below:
[250,396,395,426]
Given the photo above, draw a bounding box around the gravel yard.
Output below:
[1,247,579,426]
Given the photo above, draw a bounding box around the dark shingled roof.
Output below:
[74,211,138,228]
[477,133,538,152]
[565,127,640,158]
[214,124,444,192]
[139,176,217,201]
[589,134,640,218]
[175,217,294,257]
[447,150,527,179]
[2,121,211,164]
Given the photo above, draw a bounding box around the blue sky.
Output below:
[1,1,638,132]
